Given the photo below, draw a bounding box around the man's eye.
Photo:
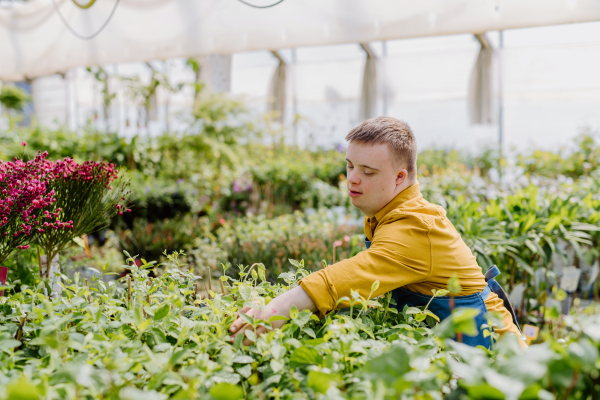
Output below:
[364,172,373,176]
[347,166,353,169]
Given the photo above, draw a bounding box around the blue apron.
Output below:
[365,238,520,348]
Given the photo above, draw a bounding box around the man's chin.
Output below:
[350,197,363,209]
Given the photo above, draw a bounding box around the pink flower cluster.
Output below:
[51,158,119,187]
[1,150,130,260]
[0,151,64,241]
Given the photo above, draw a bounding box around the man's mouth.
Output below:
[348,189,362,198]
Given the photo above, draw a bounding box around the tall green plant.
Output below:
[34,159,131,277]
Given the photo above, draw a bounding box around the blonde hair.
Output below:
[345,116,417,179]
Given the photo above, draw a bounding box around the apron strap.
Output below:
[484,265,521,333]
[484,265,501,282]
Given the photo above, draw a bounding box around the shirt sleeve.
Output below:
[299,215,432,318]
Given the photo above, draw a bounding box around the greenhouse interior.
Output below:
[1,0,600,399]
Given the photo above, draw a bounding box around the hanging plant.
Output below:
[34,158,132,278]
[0,150,59,266]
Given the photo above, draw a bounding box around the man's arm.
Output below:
[230,219,430,343]
[229,285,317,345]
[300,220,431,318]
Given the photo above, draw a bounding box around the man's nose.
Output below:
[347,170,360,186]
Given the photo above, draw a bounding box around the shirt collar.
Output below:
[372,181,421,223]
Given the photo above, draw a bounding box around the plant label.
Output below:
[522,324,539,346]
[522,324,539,345]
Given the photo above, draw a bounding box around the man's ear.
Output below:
[396,169,408,185]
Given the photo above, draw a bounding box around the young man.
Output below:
[230,116,522,347]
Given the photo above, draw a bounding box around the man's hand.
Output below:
[229,302,285,346]
[229,285,318,346]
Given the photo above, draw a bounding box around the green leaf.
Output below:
[290,304,298,320]
[545,215,562,232]
[154,304,170,321]
[289,346,322,367]
[414,313,426,322]
[169,348,188,366]
[6,376,40,400]
[268,315,289,322]
[360,344,410,384]
[244,329,256,342]
[370,280,380,293]
[236,364,252,378]
[238,285,252,301]
[335,296,350,306]
[0,338,21,352]
[209,383,244,400]
[424,309,440,322]
[465,383,505,399]
[307,370,340,394]
[240,313,254,325]
[232,355,255,364]
[270,358,284,373]
[303,327,316,338]
[448,275,462,294]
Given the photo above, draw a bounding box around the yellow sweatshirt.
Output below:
[299,182,522,340]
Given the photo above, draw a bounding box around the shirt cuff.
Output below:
[299,269,338,319]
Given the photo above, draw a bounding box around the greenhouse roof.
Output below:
[1,0,600,81]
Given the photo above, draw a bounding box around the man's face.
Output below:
[346,141,404,218]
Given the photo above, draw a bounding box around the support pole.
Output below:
[498,30,504,153]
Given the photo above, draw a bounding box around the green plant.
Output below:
[34,159,131,278]
[0,252,598,400]
[0,85,30,112]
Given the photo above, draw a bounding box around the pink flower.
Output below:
[333,240,342,247]
[343,235,350,243]
[21,141,26,147]
[271,308,277,313]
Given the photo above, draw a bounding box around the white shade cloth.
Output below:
[1,0,600,81]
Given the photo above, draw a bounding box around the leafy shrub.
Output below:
[0,254,598,399]
[214,211,363,278]
[517,131,600,178]
[116,215,212,262]
[0,85,30,112]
